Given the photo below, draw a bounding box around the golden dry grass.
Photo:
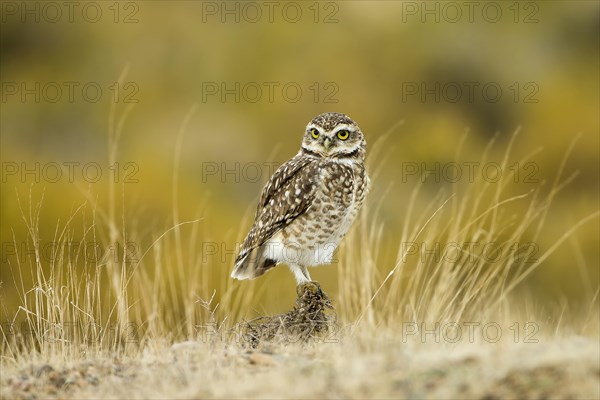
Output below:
[1,110,598,399]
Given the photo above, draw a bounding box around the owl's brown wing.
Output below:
[232,155,319,279]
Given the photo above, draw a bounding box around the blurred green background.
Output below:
[1,1,598,318]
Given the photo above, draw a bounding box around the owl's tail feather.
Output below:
[231,245,277,280]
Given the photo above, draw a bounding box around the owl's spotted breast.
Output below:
[268,160,369,266]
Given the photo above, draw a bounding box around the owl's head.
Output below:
[300,112,366,161]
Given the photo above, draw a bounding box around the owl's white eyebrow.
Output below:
[306,124,355,133]
[332,124,354,133]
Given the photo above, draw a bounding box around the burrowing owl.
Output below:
[231,112,370,284]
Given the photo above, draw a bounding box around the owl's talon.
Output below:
[297,281,318,296]
[296,281,328,300]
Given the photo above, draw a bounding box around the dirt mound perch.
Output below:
[241,281,338,348]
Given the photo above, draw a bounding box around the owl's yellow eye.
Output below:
[337,130,350,140]
[310,128,319,139]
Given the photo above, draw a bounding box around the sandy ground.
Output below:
[2,334,598,399]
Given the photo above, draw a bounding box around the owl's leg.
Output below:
[289,263,311,284]
[300,265,312,282]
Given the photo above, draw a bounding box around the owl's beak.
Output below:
[324,137,332,151]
